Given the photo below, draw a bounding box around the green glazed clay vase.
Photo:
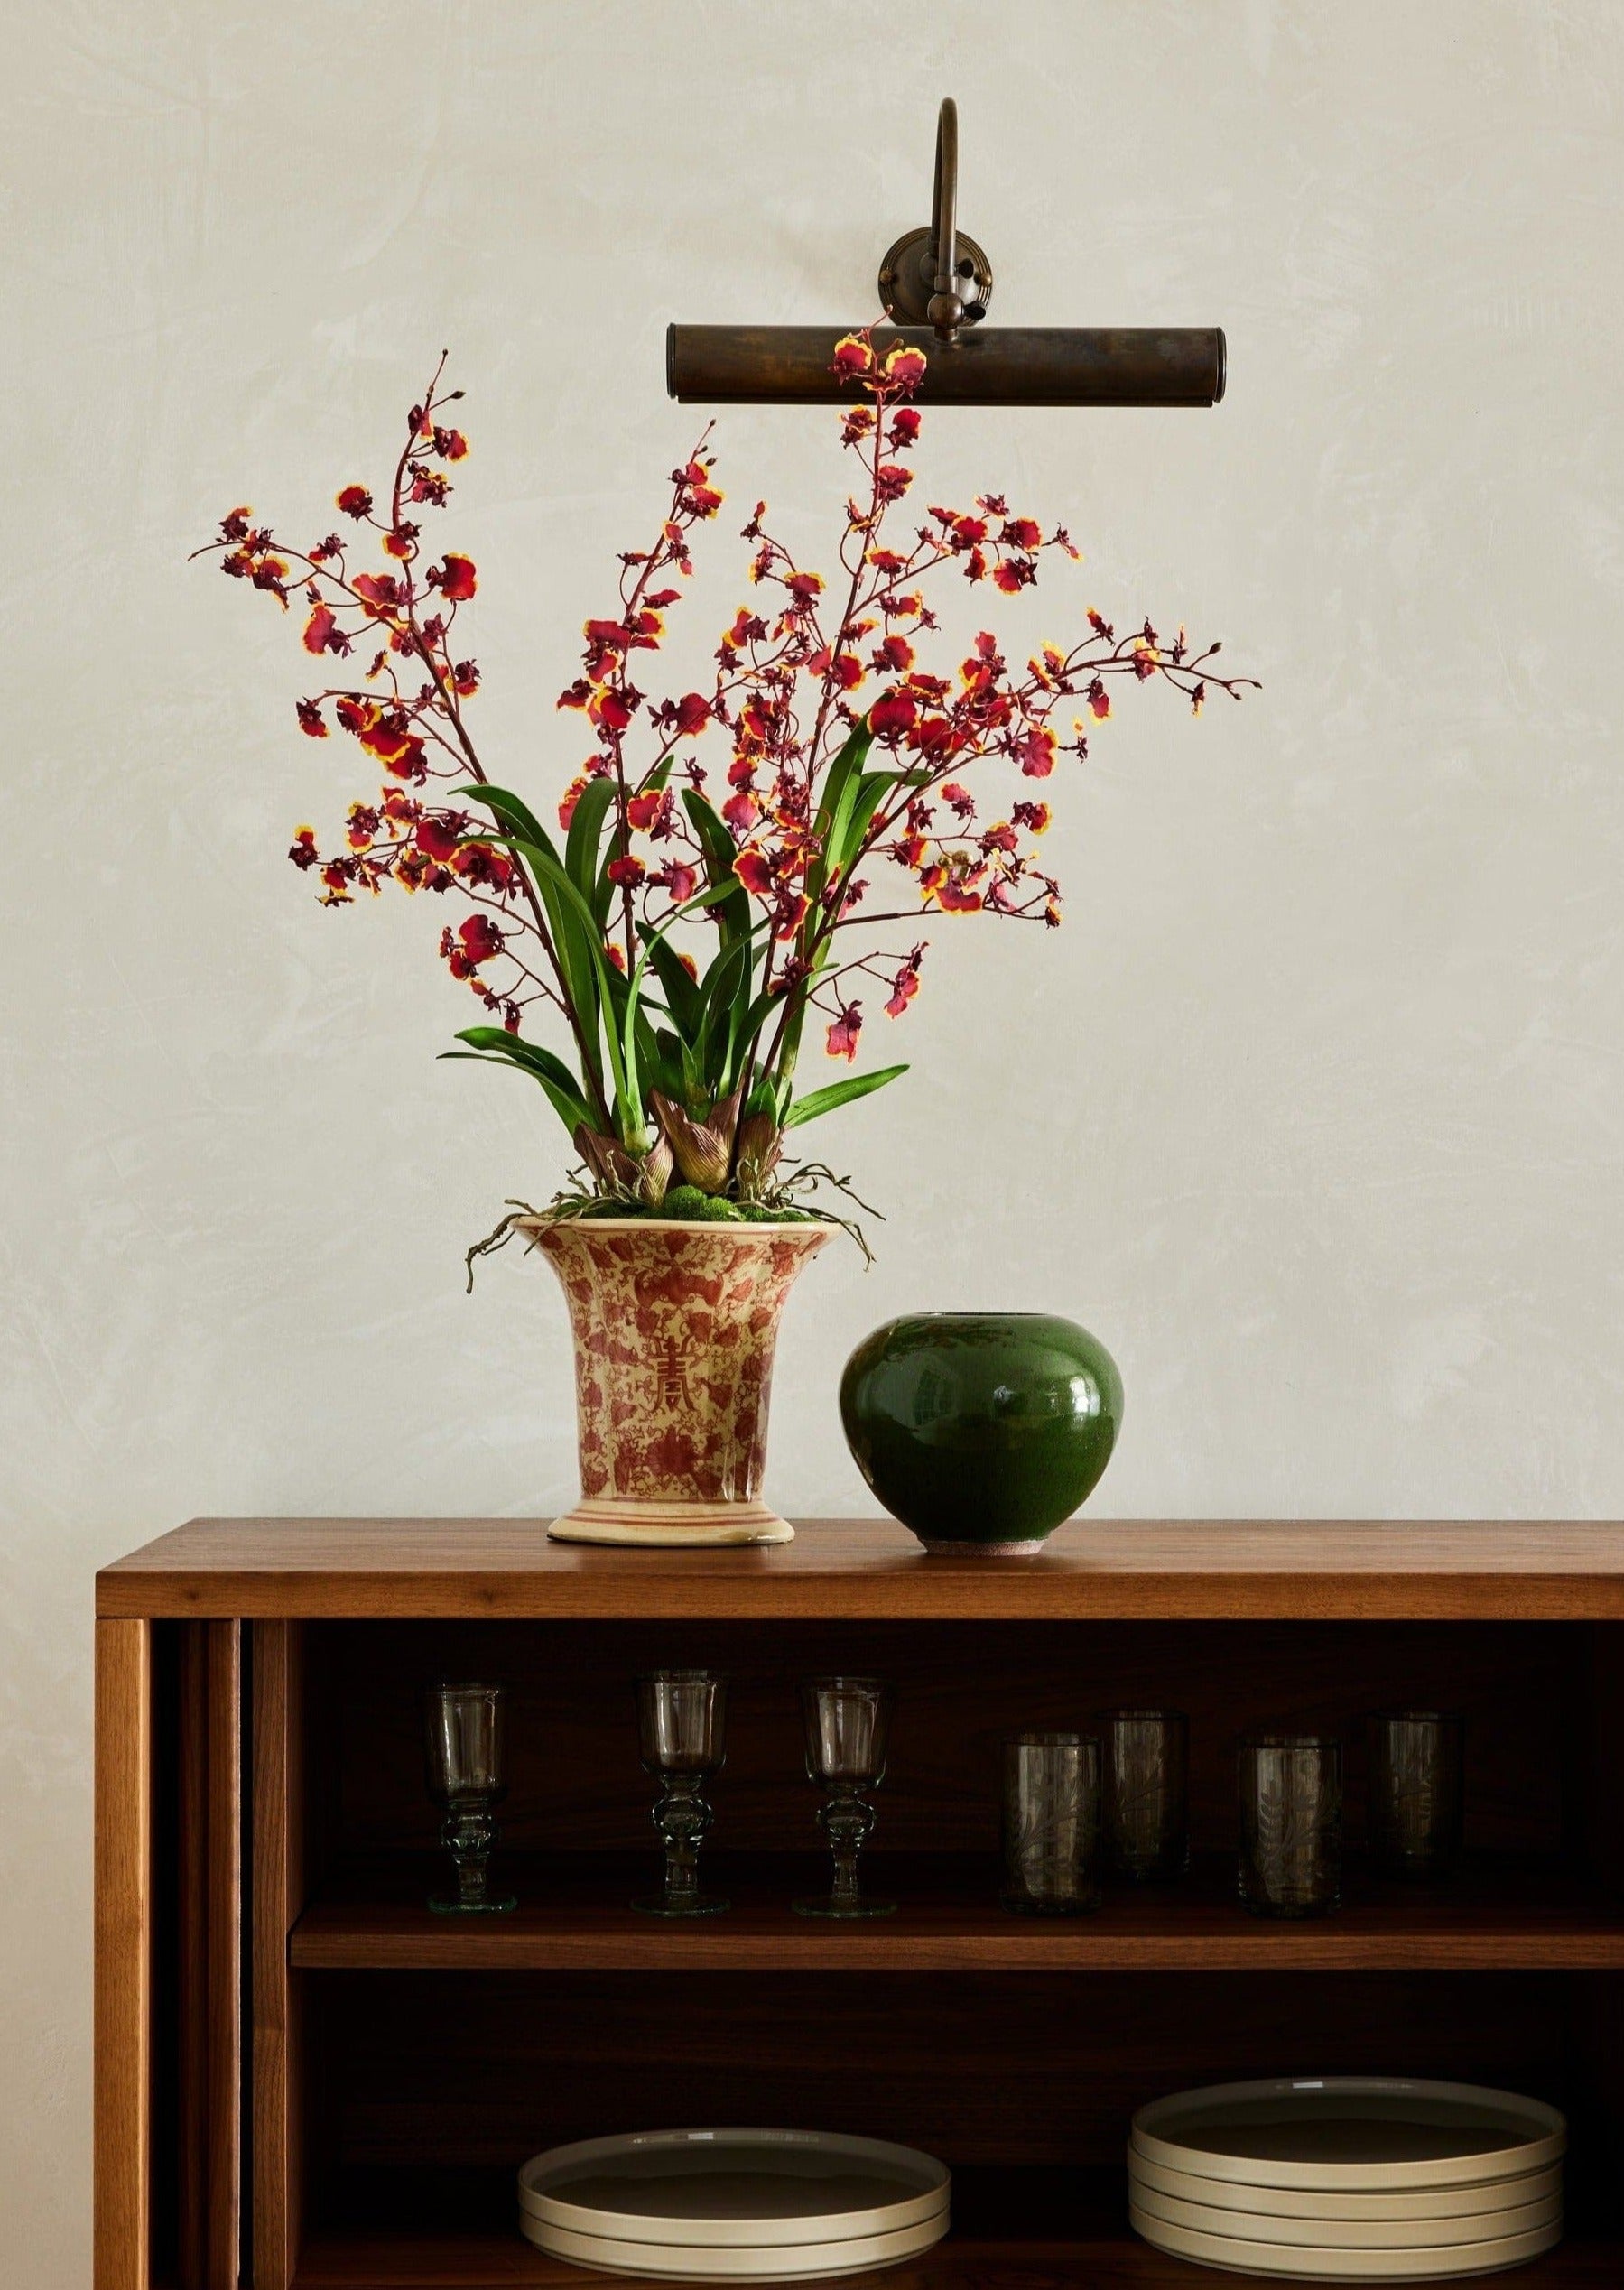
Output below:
[840,1312,1123,1555]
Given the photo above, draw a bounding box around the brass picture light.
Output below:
[667,98,1225,409]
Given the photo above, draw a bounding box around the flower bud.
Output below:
[735,1113,782,1199]
[636,1135,673,1208]
[652,1087,742,1195]
[573,1124,638,1195]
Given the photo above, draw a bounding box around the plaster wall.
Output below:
[7,2,1624,2275]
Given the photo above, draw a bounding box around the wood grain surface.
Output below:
[177,1621,241,2290]
[289,2228,1619,2290]
[94,1526,1624,2289]
[252,1622,305,2290]
[95,1619,152,2290]
[97,1518,1624,1622]
[287,2150,1622,2284]
[312,1967,1580,2172]
[289,1850,1624,1973]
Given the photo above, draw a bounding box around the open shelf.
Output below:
[292,1851,1624,1973]
[290,2230,1621,2288]
[92,1525,1624,2290]
[288,2170,1618,2287]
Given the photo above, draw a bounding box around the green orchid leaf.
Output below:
[735,983,782,1052]
[440,1051,586,1140]
[633,879,742,1038]
[721,945,758,1097]
[457,792,605,1098]
[451,1024,587,1095]
[455,783,561,866]
[731,976,798,1092]
[814,724,874,843]
[693,936,750,1097]
[682,788,751,948]
[807,725,874,907]
[654,1024,691,1090]
[600,756,681,925]
[549,901,608,1098]
[564,777,618,918]
[440,1028,594,1139]
[637,922,702,1035]
[783,1062,909,1129]
[829,768,904,879]
[622,876,764,1112]
[638,1015,685,1107]
[641,751,675,794]
[496,832,644,1142]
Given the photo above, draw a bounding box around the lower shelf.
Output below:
[291,2230,1617,2289]
[290,1852,1624,1972]
[288,2166,1610,2287]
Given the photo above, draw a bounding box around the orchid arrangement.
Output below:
[199,335,1253,1229]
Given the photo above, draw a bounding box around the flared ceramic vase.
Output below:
[523,1216,830,1547]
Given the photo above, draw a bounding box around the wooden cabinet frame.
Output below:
[95,1520,1624,2288]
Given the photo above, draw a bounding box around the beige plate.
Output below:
[1129,2182,1561,2251]
[1128,2152,1562,2222]
[1132,2078,1565,2193]
[1129,2202,1561,2282]
[517,2129,950,2248]
[518,2211,950,2280]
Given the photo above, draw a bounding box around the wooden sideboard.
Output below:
[95,1518,1624,2288]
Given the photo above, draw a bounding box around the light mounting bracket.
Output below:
[667,97,1225,409]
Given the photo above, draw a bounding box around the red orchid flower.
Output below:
[199,342,1253,1205]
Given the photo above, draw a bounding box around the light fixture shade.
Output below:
[666,324,1225,408]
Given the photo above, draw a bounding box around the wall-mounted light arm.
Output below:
[667,98,1226,409]
[926,97,966,340]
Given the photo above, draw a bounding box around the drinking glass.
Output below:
[422,1682,516,1914]
[1098,1710,1190,1882]
[1368,1711,1464,1880]
[1239,1733,1342,1918]
[1001,1732,1102,1914]
[634,1670,729,1916]
[793,1677,896,1918]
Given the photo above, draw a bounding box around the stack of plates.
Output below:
[517,2128,951,2280]
[1128,2078,1564,2281]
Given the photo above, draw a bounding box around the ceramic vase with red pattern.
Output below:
[522,1217,831,1546]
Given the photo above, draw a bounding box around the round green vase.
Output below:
[839,1312,1123,1555]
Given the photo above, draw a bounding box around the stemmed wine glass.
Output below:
[634,1670,729,1916]
[793,1676,896,1918]
[422,1681,517,1915]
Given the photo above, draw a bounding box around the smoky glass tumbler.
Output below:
[1368,1710,1464,1880]
[1098,1709,1189,1882]
[1238,1733,1342,1919]
[1001,1731,1102,1915]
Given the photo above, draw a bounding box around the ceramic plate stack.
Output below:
[1128,2079,1564,2283]
[517,2129,951,2281]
